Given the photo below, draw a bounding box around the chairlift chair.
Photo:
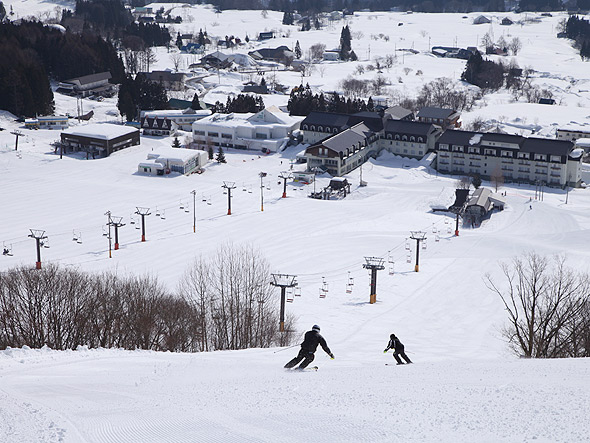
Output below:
[322,277,328,292]
[319,288,326,299]
[202,194,207,202]
[389,262,395,276]
[102,226,108,236]
[160,209,166,220]
[435,234,440,242]
[406,252,411,263]
[130,215,135,225]
[422,240,427,250]
[179,201,185,210]
[294,286,301,297]
[3,244,13,256]
[405,239,410,250]
[155,207,161,217]
[207,198,212,205]
[42,239,50,248]
[248,187,252,193]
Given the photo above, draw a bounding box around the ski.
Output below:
[285,366,318,371]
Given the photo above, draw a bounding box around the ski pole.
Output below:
[272,343,300,354]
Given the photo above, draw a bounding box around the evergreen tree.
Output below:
[282,11,294,25]
[216,146,226,163]
[367,96,375,112]
[191,93,202,110]
[176,32,183,49]
[294,40,302,59]
[172,136,181,148]
[208,145,214,159]
[339,25,352,61]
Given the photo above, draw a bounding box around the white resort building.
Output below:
[192,106,302,152]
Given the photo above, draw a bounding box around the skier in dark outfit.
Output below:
[284,325,334,370]
[384,333,412,365]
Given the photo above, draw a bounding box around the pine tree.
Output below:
[208,146,214,159]
[191,93,202,110]
[339,25,352,61]
[172,136,181,148]
[216,146,226,163]
[176,32,183,50]
[295,40,302,59]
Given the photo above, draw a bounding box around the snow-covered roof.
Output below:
[195,107,302,129]
[142,109,212,118]
[62,124,138,140]
[147,147,205,163]
[574,138,590,148]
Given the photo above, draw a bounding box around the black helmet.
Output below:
[390,333,396,339]
[312,325,321,332]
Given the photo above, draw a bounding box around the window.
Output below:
[303,124,308,130]
[310,125,315,131]
[402,135,408,141]
[194,130,205,136]
[333,128,338,133]
[550,155,561,162]
[256,133,267,139]
[418,137,423,143]
[410,136,415,142]
[318,126,323,132]
[439,143,449,150]
[221,133,232,139]
[395,134,400,140]
[207,132,219,137]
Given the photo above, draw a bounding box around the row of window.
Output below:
[438,144,562,162]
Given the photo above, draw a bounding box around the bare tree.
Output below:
[308,43,326,62]
[508,37,522,56]
[485,253,590,358]
[490,164,504,192]
[170,53,183,71]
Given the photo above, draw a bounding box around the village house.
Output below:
[192,106,303,152]
[57,72,115,97]
[143,71,186,91]
[416,107,461,129]
[248,46,295,64]
[61,123,140,157]
[435,130,582,188]
[258,31,274,40]
[464,187,506,226]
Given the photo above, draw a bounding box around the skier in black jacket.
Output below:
[384,333,412,365]
[284,325,334,370]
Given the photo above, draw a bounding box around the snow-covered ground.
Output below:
[2,3,590,442]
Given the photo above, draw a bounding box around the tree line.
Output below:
[211,94,266,114]
[565,15,590,61]
[287,84,372,116]
[0,245,295,352]
[0,20,125,117]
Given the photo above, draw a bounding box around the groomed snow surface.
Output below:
[2,5,590,442]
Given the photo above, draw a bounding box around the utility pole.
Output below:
[109,216,125,250]
[278,171,292,198]
[28,229,47,269]
[191,189,197,232]
[135,207,151,242]
[105,211,113,258]
[270,273,297,332]
[259,172,267,211]
[410,231,426,272]
[10,130,23,151]
[222,181,236,215]
[363,257,385,304]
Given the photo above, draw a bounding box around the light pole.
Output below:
[28,229,47,269]
[105,211,112,258]
[222,181,236,215]
[259,172,267,211]
[270,273,297,332]
[363,257,385,304]
[410,231,427,272]
[135,207,151,242]
[191,189,197,232]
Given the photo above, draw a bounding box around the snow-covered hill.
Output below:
[1,4,590,442]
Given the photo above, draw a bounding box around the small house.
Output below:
[501,17,514,25]
[57,72,114,97]
[323,50,340,61]
[139,147,208,175]
[258,31,274,40]
[293,171,315,183]
[61,124,140,157]
[25,116,69,130]
[539,98,555,105]
[473,15,491,25]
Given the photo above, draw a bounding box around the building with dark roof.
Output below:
[417,107,461,129]
[57,72,114,97]
[305,123,379,176]
[435,130,581,188]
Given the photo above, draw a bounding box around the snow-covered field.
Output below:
[2,3,590,442]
